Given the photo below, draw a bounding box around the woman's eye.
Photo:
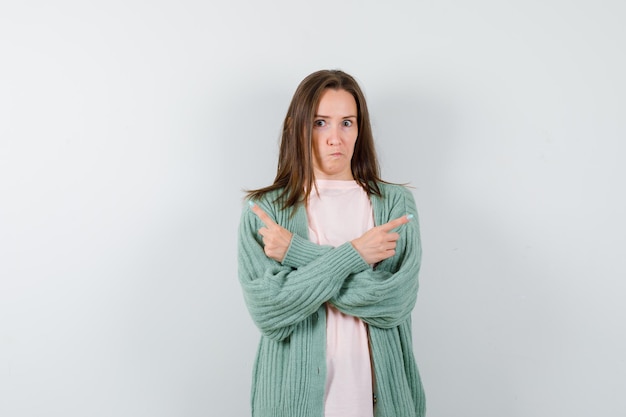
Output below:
[314,120,326,127]
[342,120,353,127]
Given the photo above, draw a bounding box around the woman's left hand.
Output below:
[250,203,293,263]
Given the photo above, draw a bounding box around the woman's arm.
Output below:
[238,201,370,342]
[330,188,422,329]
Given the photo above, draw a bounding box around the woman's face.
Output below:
[311,88,358,180]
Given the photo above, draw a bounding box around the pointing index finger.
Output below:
[380,214,412,232]
[249,202,278,228]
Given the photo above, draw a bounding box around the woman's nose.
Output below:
[327,125,341,145]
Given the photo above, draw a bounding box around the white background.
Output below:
[1,1,625,416]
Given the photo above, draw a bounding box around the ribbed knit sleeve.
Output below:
[330,185,422,329]
[237,197,370,342]
[281,233,332,269]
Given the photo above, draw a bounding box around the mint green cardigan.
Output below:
[238,182,425,417]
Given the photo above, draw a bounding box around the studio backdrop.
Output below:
[1,1,625,416]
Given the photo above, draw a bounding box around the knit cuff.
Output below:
[325,242,371,276]
[282,234,329,268]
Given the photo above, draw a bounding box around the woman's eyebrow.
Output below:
[314,114,357,118]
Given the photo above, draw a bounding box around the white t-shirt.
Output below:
[307,179,375,417]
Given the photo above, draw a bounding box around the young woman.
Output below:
[238,70,425,417]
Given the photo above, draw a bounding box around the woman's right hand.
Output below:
[351,215,411,265]
[250,203,293,263]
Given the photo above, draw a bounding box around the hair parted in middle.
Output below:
[247,69,386,209]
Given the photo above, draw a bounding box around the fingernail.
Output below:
[248,201,255,207]
[406,214,414,220]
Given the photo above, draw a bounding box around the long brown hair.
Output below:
[247,69,385,209]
